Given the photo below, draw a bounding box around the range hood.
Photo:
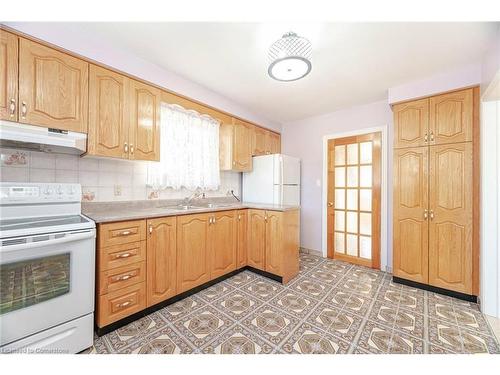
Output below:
[0,121,87,155]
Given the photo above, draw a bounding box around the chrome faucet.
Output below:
[183,187,204,206]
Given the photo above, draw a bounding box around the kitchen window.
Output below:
[147,103,221,190]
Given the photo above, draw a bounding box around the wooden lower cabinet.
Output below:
[147,217,177,306]
[211,211,237,279]
[95,208,300,329]
[176,213,212,293]
[248,209,300,283]
[236,210,248,268]
[247,209,266,269]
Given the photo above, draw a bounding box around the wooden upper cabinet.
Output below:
[146,217,177,306]
[176,213,211,293]
[247,209,266,270]
[129,79,161,161]
[429,88,473,145]
[393,147,429,284]
[88,65,129,158]
[393,98,429,149]
[428,143,473,294]
[18,38,88,133]
[210,211,237,279]
[0,30,18,121]
[253,126,268,156]
[265,211,283,276]
[268,132,281,154]
[236,210,248,269]
[232,119,253,171]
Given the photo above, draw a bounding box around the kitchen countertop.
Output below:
[82,199,300,223]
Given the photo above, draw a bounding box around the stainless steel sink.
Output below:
[191,203,235,209]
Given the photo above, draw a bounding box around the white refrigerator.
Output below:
[242,154,301,205]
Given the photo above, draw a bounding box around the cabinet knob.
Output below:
[238,214,241,221]
[148,224,153,234]
[124,142,129,153]
[429,131,434,142]
[424,133,428,142]
[130,144,134,155]
[9,98,16,117]
[429,210,435,220]
[423,209,428,220]
[21,101,27,119]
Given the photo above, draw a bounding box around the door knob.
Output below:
[328,202,333,207]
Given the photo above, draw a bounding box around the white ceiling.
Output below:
[39,22,498,123]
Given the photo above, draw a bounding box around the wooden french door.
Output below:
[327,132,381,268]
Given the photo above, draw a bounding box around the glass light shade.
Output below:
[268,32,312,82]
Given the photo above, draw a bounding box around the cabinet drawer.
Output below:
[98,241,146,271]
[97,282,146,327]
[99,220,146,247]
[98,261,146,295]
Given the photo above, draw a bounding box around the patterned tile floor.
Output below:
[86,254,500,354]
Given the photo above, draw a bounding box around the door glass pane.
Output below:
[334,145,345,166]
[346,234,358,256]
[360,213,372,235]
[360,142,372,164]
[346,211,358,233]
[360,189,372,211]
[334,210,345,231]
[335,232,345,254]
[0,253,70,315]
[346,189,358,210]
[347,166,358,187]
[347,144,358,165]
[335,167,345,187]
[335,189,345,209]
[360,236,371,259]
[360,166,372,187]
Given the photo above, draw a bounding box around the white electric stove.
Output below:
[0,182,96,354]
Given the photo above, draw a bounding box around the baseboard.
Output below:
[392,276,478,303]
[300,247,323,257]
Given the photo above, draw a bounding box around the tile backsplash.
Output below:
[0,147,241,202]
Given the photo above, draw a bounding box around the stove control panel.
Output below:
[0,183,82,204]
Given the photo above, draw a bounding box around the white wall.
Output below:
[282,100,393,262]
[3,22,282,133]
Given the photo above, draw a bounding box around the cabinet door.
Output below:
[393,98,429,148]
[269,132,281,154]
[393,147,429,284]
[428,143,473,294]
[232,120,253,171]
[18,38,88,132]
[211,211,237,279]
[219,121,234,170]
[176,213,211,293]
[236,210,248,269]
[0,30,18,121]
[429,89,473,145]
[247,209,266,270]
[147,217,177,306]
[129,79,161,161]
[88,65,129,158]
[265,211,283,276]
[253,126,267,156]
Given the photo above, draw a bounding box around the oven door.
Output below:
[0,229,95,346]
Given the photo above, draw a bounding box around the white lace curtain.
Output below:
[147,103,221,190]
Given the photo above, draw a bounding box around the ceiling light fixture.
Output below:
[268,31,312,82]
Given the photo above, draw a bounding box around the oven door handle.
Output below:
[0,229,95,253]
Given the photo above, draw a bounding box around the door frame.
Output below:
[322,125,389,271]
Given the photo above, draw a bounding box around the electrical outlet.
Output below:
[114,185,122,196]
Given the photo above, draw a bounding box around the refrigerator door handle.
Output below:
[280,159,284,205]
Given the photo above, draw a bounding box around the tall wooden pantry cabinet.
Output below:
[392,87,479,300]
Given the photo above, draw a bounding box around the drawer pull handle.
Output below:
[118,230,132,236]
[114,274,133,282]
[117,301,131,308]
[115,253,131,259]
